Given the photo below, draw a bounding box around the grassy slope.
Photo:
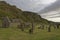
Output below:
[0,26,60,40]
[0,1,22,19]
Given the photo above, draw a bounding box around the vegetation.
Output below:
[0,1,60,40]
[0,26,60,40]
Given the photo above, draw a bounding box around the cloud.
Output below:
[38,0,60,22]
[39,0,60,14]
[41,11,60,17]
[5,0,56,12]
[5,0,40,12]
[40,0,56,5]
[0,0,5,1]
[46,17,60,22]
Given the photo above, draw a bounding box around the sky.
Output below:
[39,0,60,22]
[4,0,56,12]
[1,0,60,22]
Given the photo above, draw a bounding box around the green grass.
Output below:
[0,26,60,40]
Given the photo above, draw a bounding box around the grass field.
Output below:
[0,25,60,40]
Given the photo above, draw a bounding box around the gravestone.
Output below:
[53,24,56,29]
[18,23,24,31]
[41,25,44,29]
[56,24,60,29]
[48,25,51,32]
[38,24,44,29]
[20,23,24,31]
[29,28,33,34]
[29,23,34,34]
[2,16,10,28]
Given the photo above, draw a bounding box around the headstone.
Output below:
[48,25,51,32]
[41,25,44,29]
[20,23,24,31]
[18,23,24,31]
[53,24,56,29]
[38,25,44,29]
[29,23,34,34]
[56,24,59,29]
[29,28,33,34]
[2,16,10,28]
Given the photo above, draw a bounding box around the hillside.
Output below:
[0,1,22,18]
[0,1,60,40]
[0,1,48,24]
[1,1,60,25]
[0,1,60,26]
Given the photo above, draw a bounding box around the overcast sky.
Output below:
[1,0,60,22]
[4,0,56,12]
[39,0,60,22]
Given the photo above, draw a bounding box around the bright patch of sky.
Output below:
[47,18,60,22]
[41,9,60,22]
[41,0,56,4]
[4,0,56,12]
